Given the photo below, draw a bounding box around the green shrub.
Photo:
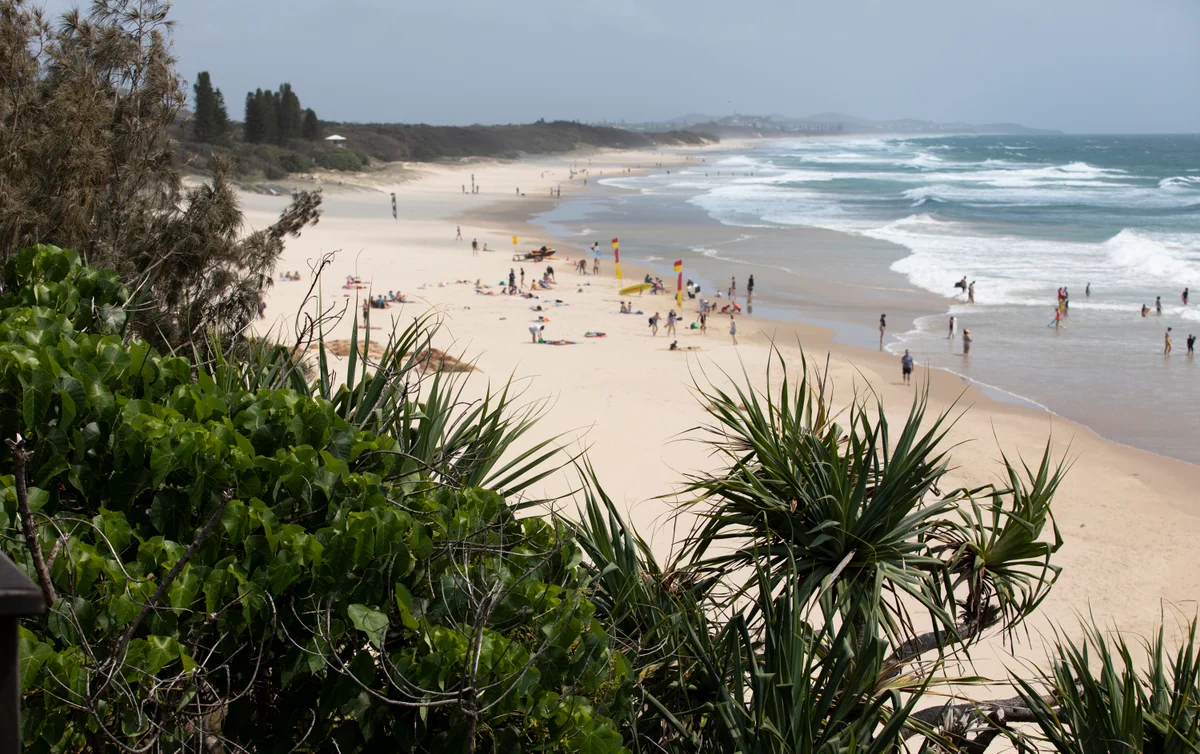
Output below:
[4,246,627,753]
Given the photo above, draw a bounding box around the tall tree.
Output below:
[262,89,279,144]
[244,89,263,143]
[0,0,321,353]
[212,87,229,141]
[278,82,302,141]
[191,71,217,141]
[301,107,321,140]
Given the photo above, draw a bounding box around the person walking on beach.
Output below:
[1156,296,1163,315]
[471,238,478,256]
[879,313,887,350]
[747,274,755,303]
[456,225,462,240]
[962,329,972,355]
[968,281,975,304]
[901,350,914,385]
[730,314,738,345]
[649,312,659,336]
[1184,288,1190,305]
[699,310,708,335]
[1165,327,1173,355]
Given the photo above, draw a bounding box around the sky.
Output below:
[45,0,1200,132]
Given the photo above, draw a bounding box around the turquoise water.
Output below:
[591,135,1200,463]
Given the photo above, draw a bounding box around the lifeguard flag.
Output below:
[675,260,683,307]
[512,236,518,245]
[613,238,622,280]
[673,260,683,273]
[611,238,619,249]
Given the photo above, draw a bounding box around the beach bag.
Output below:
[648,317,654,326]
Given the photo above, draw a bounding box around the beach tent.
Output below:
[325,134,347,149]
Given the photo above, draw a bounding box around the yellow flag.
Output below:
[512,236,518,245]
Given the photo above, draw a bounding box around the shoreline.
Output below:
[243,144,1200,650]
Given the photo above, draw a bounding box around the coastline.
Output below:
[244,144,1200,654]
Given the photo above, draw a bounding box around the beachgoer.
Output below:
[520,268,525,290]
[456,225,462,240]
[1156,296,1163,315]
[1185,288,1190,305]
[699,310,707,334]
[730,315,738,345]
[1054,308,1062,329]
[649,312,659,336]
[747,274,755,303]
[962,329,972,355]
[1165,327,1173,355]
[472,239,478,256]
[1189,334,1196,355]
[547,266,555,282]
[529,323,544,343]
[666,310,677,337]
[593,242,601,274]
[1086,282,1091,297]
[968,281,975,304]
[508,269,516,295]
[879,313,887,350]
[730,276,737,300]
[901,350,914,385]
[1142,304,1150,317]
[948,316,955,338]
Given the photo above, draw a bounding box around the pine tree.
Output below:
[278,83,302,141]
[213,89,229,141]
[191,71,216,142]
[301,108,321,140]
[244,89,263,143]
[262,89,279,144]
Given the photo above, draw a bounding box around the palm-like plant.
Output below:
[1015,619,1200,753]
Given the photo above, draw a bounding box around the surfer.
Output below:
[954,276,968,293]
[1142,304,1150,317]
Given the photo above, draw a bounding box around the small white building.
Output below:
[325,134,347,149]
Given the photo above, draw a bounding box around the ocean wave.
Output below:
[901,183,1199,209]
[1161,175,1200,189]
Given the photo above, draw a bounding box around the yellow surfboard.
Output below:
[619,282,653,295]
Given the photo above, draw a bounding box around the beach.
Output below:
[244,143,1200,666]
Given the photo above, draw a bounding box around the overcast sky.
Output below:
[52,0,1200,132]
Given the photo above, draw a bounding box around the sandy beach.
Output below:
[243,145,1200,667]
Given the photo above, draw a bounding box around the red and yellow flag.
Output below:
[674,259,683,307]
[612,238,622,280]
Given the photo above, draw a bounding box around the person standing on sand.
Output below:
[508,269,516,295]
[520,268,525,290]
[962,329,972,355]
[1165,327,1173,355]
[901,350,914,385]
[456,225,462,240]
[593,242,601,274]
[747,274,755,303]
[968,281,975,304]
[666,310,677,337]
[649,312,659,336]
[879,313,887,350]
[471,239,478,256]
[730,315,738,345]
[699,310,707,334]
[529,323,544,343]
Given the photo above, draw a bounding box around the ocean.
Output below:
[535,134,1200,464]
